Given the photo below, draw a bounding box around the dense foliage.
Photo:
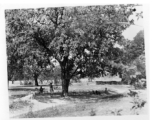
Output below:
[5,5,144,95]
[121,30,145,87]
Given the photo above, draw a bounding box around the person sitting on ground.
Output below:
[105,88,109,94]
[39,86,44,93]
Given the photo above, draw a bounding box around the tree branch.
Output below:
[70,58,88,79]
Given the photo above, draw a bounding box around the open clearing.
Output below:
[8,79,148,118]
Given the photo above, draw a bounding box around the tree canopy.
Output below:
[5,5,142,96]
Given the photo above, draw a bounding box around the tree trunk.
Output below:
[60,57,71,97]
[34,75,39,86]
[101,71,104,77]
[61,78,70,97]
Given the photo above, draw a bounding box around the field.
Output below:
[8,77,148,118]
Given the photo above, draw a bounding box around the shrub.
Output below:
[130,93,146,115]
[89,109,96,116]
[111,109,123,116]
[121,55,146,89]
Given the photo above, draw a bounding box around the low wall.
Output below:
[96,81,122,85]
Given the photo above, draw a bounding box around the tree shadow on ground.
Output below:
[33,90,124,103]
[66,90,124,103]
[9,88,36,91]
[9,87,125,104]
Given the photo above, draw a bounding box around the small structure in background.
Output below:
[95,76,122,85]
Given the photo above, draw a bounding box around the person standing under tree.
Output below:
[39,86,43,94]
[49,82,54,97]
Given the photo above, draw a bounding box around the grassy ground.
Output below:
[8,79,148,118]
[12,92,147,118]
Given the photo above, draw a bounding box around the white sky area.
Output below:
[122,6,144,40]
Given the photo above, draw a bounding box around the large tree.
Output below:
[5,5,139,96]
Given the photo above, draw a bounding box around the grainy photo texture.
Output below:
[5,4,147,118]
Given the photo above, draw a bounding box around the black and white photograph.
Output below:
[3,3,150,119]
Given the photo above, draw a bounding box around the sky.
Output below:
[122,6,144,40]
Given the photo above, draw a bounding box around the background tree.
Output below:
[120,30,145,85]
[122,30,144,64]
[23,50,52,86]
[6,34,29,85]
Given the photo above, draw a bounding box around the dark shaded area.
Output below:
[10,89,124,104]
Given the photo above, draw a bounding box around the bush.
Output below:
[111,109,123,116]
[134,80,146,89]
[130,93,146,115]
[122,54,146,88]
[23,80,33,85]
[89,109,96,116]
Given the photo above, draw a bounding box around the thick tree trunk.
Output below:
[61,78,70,97]
[60,56,71,97]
